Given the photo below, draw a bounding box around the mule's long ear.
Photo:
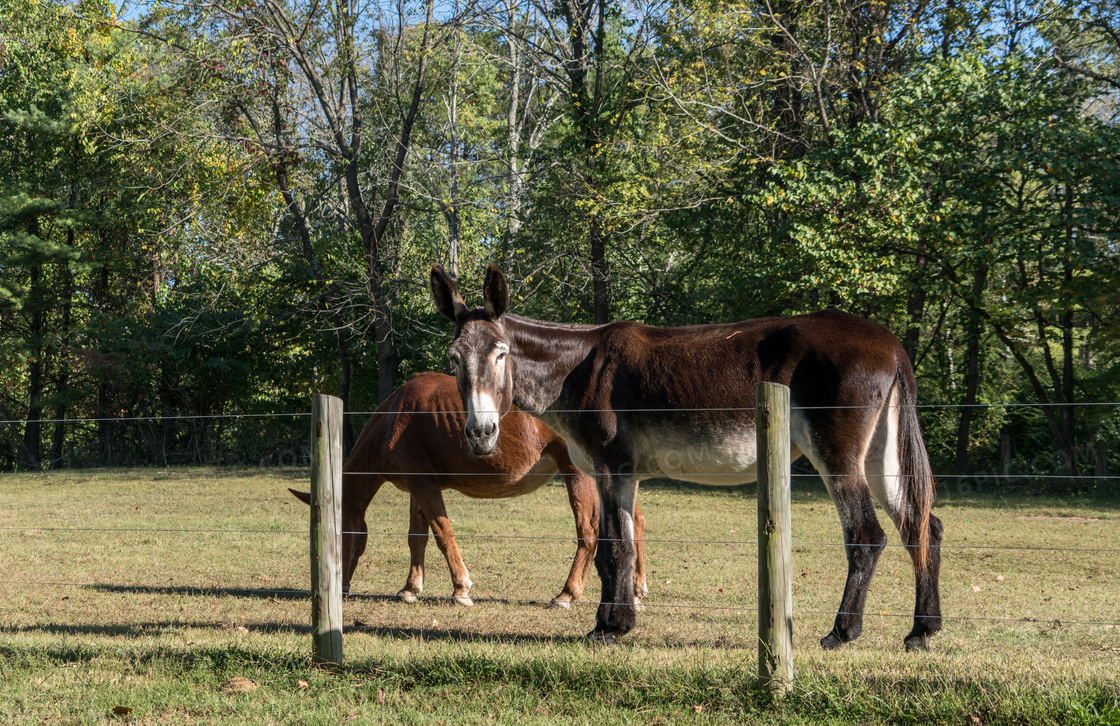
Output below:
[431,263,468,322]
[483,264,509,320]
[288,488,312,506]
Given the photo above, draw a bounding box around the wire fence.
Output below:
[1,398,1116,475]
[1,399,1118,644]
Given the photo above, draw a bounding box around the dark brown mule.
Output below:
[291,372,647,607]
[431,264,942,651]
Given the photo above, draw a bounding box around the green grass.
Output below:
[1,469,1119,724]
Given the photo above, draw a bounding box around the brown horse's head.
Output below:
[430,263,513,455]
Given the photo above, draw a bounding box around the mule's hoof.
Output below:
[820,632,845,651]
[452,594,474,607]
[904,635,930,652]
[342,584,351,596]
[550,596,573,610]
[586,629,623,645]
[397,590,419,604]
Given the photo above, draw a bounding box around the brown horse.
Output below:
[291,371,647,607]
[431,264,942,650]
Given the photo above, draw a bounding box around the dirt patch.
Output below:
[222,677,259,694]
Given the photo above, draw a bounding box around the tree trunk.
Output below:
[562,0,611,322]
[771,0,804,162]
[1057,184,1077,477]
[954,262,988,471]
[504,0,525,249]
[902,233,930,364]
[273,150,356,454]
[358,0,434,401]
[51,258,74,467]
[590,216,609,323]
[96,232,113,466]
[23,205,45,471]
[444,19,462,279]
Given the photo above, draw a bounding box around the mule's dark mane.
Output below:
[501,315,600,414]
[503,313,604,332]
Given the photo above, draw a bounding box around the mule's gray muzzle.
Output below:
[465,421,499,455]
[465,390,500,455]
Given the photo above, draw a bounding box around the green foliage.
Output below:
[0,0,1117,480]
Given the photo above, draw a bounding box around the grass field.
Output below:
[1,468,1118,725]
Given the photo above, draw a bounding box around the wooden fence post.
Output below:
[756,382,793,695]
[310,394,344,667]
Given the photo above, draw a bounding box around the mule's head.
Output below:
[430,263,512,455]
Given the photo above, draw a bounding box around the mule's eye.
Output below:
[449,356,461,373]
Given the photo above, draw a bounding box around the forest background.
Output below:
[2,0,1118,487]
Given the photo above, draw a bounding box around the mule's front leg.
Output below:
[590,465,639,644]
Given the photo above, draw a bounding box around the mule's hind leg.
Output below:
[822,482,887,649]
[902,514,943,651]
[590,464,639,643]
[806,449,887,650]
[398,496,429,603]
[864,394,943,651]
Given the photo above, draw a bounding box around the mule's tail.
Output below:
[896,361,935,574]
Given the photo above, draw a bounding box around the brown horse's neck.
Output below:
[502,314,600,414]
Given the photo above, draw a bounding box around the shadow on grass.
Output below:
[0,620,312,638]
[82,584,565,608]
[348,622,588,646]
[86,583,311,599]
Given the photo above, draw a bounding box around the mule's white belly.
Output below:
[631,425,759,484]
[548,415,760,485]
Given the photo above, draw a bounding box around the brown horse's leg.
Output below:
[554,471,598,608]
[398,496,429,603]
[413,487,474,606]
[633,503,648,603]
[816,461,888,650]
[590,464,639,643]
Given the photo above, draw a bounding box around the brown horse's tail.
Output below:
[897,360,935,574]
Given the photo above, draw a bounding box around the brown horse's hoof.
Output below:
[452,594,474,607]
[397,589,419,604]
[633,597,645,613]
[550,596,574,610]
[819,632,845,650]
[904,634,930,652]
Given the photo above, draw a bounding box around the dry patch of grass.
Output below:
[1,469,1118,724]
